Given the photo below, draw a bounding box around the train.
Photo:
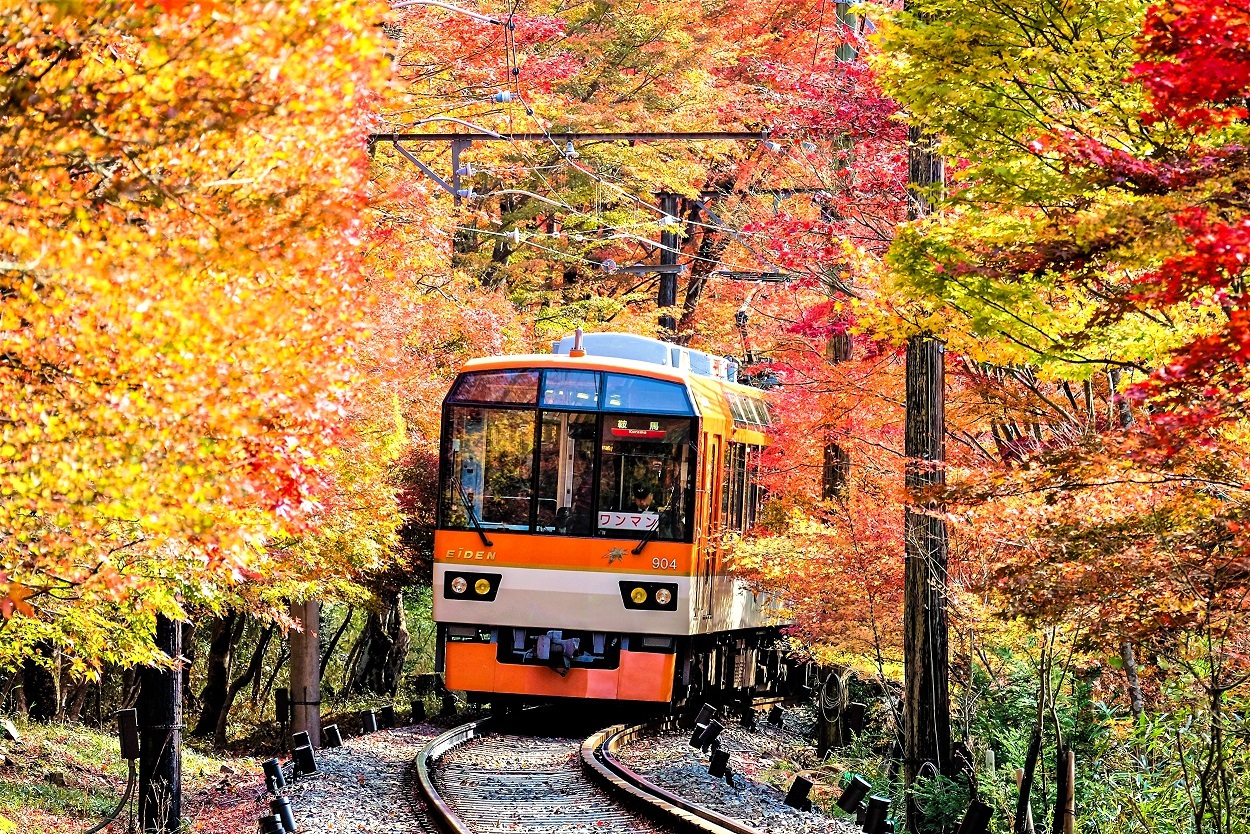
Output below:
[432,331,792,708]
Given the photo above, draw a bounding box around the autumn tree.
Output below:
[876,0,1250,828]
[0,0,394,679]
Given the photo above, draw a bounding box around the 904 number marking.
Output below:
[652,557,678,571]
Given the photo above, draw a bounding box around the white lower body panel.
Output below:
[433,563,692,634]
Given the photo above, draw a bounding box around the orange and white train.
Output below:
[432,332,789,706]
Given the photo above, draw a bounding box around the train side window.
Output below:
[442,406,536,532]
[602,375,694,415]
[745,398,770,426]
[536,411,596,535]
[755,400,773,426]
[745,445,761,528]
[721,443,742,531]
[449,370,540,404]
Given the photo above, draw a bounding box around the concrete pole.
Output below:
[288,599,321,747]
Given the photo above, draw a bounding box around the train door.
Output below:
[696,434,721,621]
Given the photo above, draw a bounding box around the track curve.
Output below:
[582,724,763,834]
[416,714,677,834]
[414,713,768,834]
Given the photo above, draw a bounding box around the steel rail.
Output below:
[414,712,767,834]
[414,715,495,834]
[582,723,764,834]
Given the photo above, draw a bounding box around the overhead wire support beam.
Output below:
[711,271,795,283]
[614,264,686,275]
[370,130,770,143]
[697,186,828,198]
[390,142,459,198]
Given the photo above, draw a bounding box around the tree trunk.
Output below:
[1015,728,1042,834]
[677,201,733,335]
[1015,767,1037,834]
[11,668,26,716]
[319,607,355,680]
[64,676,89,723]
[22,642,58,721]
[347,594,411,696]
[822,443,851,499]
[1050,744,1068,834]
[181,622,196,719]
[0,669,19,714]
[259,641,289,708]
[1109,370,1146,721]
[122,666,143,709]
[289,599,322,747]
[213,623,275,748]
[138,614,182,834]
[822,331,852,499]
[191,612,239,738]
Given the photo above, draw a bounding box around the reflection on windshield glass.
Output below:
[537,412,596,534]
[597,416,692,540]
[443,407,535,532]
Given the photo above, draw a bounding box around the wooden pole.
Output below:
[138,614,182,833]
[902,115,952,832]
[289,599,322,747]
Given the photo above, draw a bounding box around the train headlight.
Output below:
[445,571,500,601]
[620,581,678,610]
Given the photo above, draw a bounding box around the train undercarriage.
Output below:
[440,624,813,716]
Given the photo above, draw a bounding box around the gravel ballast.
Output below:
[614,712,859,834]
[260,711,858,834]
[276,724,443,834]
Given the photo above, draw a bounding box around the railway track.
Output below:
[415,712,762,834]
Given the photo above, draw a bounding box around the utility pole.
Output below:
[289,599,322,747]
[902,115,952,834]
[137,614,182,833]
[658,192,680,334]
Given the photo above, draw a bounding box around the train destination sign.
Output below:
[598,512,660,531]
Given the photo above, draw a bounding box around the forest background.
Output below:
[1,0,1248,832]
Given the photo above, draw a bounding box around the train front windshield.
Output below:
[440,369,695,541]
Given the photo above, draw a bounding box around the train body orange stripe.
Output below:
[443,642,675,702]
[434,529,694,574]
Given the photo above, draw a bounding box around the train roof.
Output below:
[459,333,769,400]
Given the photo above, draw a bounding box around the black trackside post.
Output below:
[138,614,183,833]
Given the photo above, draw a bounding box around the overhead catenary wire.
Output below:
[385,0,857,281]
[455,224,766,274]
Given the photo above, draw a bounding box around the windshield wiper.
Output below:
[458,485,494,547]
[632,486,679,555]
